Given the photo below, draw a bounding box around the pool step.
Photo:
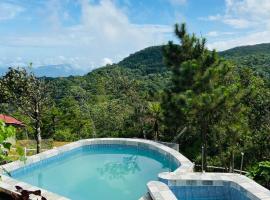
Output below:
[139,192,152,200]
[147,181,178,200]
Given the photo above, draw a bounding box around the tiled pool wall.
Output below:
[170,185,251,200]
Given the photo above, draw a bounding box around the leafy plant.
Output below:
[248,161,270,189]
[0,120,16,163]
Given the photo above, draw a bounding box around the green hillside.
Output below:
[1,42,269,175]
[220,43,270,78]
[220,43,270,57]
[118,46,166,74]
[34,42,269,142]
[119,43,270,79]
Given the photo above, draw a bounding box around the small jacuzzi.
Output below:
[158,172,270,200]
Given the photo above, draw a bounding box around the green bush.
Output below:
[248,161,270,189]
[53,129,74,142]
[0,121,16,163]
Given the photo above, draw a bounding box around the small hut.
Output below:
[0,114,25,144]
[0,114,24,127]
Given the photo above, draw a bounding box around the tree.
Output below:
[147,102,161,141]
[162,24,269,170]
[162,23,220,167]
[0,67,50,153]
[162,23,217,136]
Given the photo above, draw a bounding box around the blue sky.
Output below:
[0,0,270,74]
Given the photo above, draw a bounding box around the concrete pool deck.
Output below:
[0,138,269,200]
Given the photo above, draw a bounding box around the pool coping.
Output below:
[147,181,177,200]
[157,172,270,200]
[0,138,194,200]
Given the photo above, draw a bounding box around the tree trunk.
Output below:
[229,150,235,173]
[154,120,159,141]
[201,121,208,171]
[34,105,42,154]
[36,125,41,154]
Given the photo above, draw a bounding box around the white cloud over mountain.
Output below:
[206,0,270,50]
[2,0,270,73]
[0,0,172,73]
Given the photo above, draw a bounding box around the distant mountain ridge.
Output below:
[118,43,270,79]
[32,64,85,77]
[220,43,270,78]
[1,43,270,78]
[0,64,85,77]
[220,43,270,57]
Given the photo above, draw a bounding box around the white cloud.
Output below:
[102,58,113,66]
[0,2,24,21]
[207,31,219,37]
[222,18,250,29]
[225,0,270,18]
[203,0,270,50]
[0,0,172,71]
[168,0,186,5]
[208,31,270,51]
[201,0,270,29]
[199,14,222,21]
[206,31,235,37]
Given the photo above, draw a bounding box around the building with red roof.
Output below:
[0,114,24,127]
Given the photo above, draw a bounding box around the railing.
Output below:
[10,147,52,157]
[195,164,248,175]
[157,141,179,151]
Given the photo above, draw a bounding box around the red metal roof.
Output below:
[0,114,24,126]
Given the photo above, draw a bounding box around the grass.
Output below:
[8,139,70,160]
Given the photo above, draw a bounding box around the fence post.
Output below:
[201,146,204,172]
[240,152,244,174]
[24,147,27,157]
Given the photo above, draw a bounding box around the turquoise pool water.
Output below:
[11,144,178,200]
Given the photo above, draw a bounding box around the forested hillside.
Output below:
[121,43,270,79]
[41,43,270,141]
[34,63,171,140]
[220,43,270,79]
[2,42,270,143]
[118,46,166,74]
[1,40,270,178]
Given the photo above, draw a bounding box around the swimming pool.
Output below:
[10,144,179,200]
[1,139,269,200]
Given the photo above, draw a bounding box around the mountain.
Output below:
[46,42,270,119]
[118,46,166,74]
[220,43,270,57]
[2,43,270,78]
[220,43,270,78]
[33,64,85,77]
[117,43,270,79]
[0,64,86,77]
